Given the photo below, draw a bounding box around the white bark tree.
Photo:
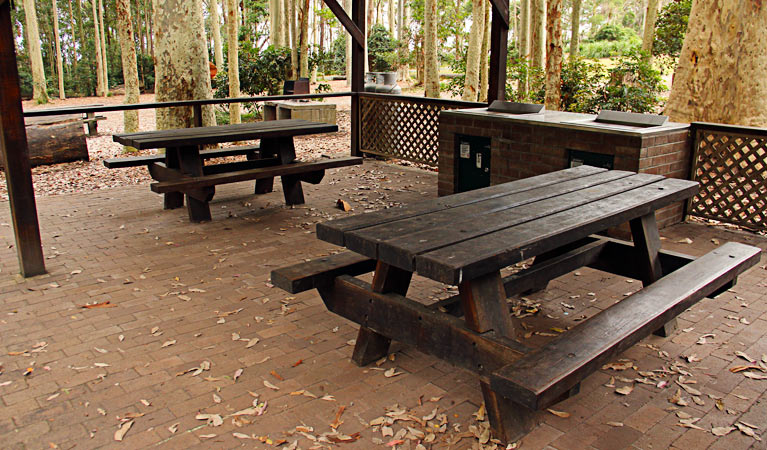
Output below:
[210,0,224,68]
[226,0,241,123]
[116,0,140,150]
[99,0,108,94]
[299,0,310,77]
[154,0,217,129]
[423,0,439,97]
[92,0,106,96]
[23,0,49,103]
[666,0,767,126]
[345,0,352,86]
[569,0,581,60]
[544,0,562,109]
[531,0,545,69]
[478,0,490,102]
[462,0,485,101]
[641,0,659,59]
[52,0,65,99]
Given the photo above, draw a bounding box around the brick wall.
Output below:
[438,112,692,229]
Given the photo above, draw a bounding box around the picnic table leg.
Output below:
[163,149,184,209]
[281,174,305,205]
[629,212,677,336]
[459,271,529,442]
[85,112,98,136]
[351,261,412,366]
[178,146,213,222]
[247,152,275,194]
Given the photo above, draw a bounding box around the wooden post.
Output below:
[487,0,509,102]
[350,0,365,156]
[0,0,46,277]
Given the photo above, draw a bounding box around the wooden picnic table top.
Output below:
[113,119,338,150]
[317,165,700,285]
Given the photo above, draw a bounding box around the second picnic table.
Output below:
[271,165,761,443]
[111,119,360,222]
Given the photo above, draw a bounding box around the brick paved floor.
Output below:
[0,160,765,449]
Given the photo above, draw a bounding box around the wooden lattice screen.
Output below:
[688,122,767,230]
[359,93,485,166]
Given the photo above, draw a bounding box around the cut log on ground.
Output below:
[2,117,89,168]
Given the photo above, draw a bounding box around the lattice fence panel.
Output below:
[360,96,466,166]
[688,129,767,230]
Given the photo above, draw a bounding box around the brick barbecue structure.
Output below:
[438,108,692,229]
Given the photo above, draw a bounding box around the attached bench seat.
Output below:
[489,241,761,411]
[150,156,362,193]
[103,145,261,168]
[271,251,377,294]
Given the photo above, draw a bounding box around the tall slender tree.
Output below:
[92,0,106,96]
[666,0,767,126]
[345,0,352,86]
[299,0,310,77]
[478,0,490,102]
[116,0,140,150]
[99,0,108,93]
[23,0,49,103]
[423,0,439,97]
[462,0,485,101]
[569,0,581,60]
[289,0,297,78]
[641,0,659,60]
[531,0,545,69]
[519,0,530,95]
[226,0,241,123]
[210,0,224,68]
[52,0,65,99]
[544,0,562,109]
[66,0,78,74]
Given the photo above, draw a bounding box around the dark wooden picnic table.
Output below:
[271,165,761,443]
[113,119,360,222]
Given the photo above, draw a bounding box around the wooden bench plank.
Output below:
[270,251,376,294]
[150,157,361,193]
[490,242,762,410]
[414,178,699,285]
[104,145,261,168]
[316,165,608,246]
[347,171,643,258]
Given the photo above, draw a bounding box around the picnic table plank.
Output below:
[415,177,699,284]
[114,120,337,149]
[316,164,607,245]
[345,170,640,258]
[372,174,664,268]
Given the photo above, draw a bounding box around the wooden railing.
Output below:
[688,122,767,231]
[359,93,486,166]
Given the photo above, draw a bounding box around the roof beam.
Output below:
[488,0,509,26]
[322,0,365,47]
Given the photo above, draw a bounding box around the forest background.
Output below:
[4,0,709,126]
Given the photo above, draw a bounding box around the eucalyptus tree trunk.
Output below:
[397,0,409,82]
[544,0,562,109]
[269,0,279,45]
[518,0,530,95]
[147,0,155,57]
[666,0,767,126]
[345,0,352,86]
[423,0,439,97]
[569,0,580,60]
[281,0,290,46]
[388,0,395,32]
[641,0,659,59]
[289,0,298,78]
[116,0,140,148]
[23,0,49,103]
[226,0,241,123]
[66,0,77,74]
[154,0,217,129]
[462,0,485,101]
[52,0,65,99]
[99,0,109,93]
[478,0,490,102]
[311,0,318,83]
[92,0,106,96]
[299,0,310,77]
[210,0,224,68]
[531,0,545,69]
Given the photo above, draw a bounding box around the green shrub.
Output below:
[368,24,398,72]
[590,24,638,42]
[653,0,692,59]
[579,38,640,59]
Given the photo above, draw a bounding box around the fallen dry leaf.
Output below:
[269,370,284,381]
[233,368,243,381]
[384,367,402,378]
[606,421,624,427]
[616,385,634,395]
[168,423,179,433]
[80,301,116,309]
[547,409,570,418]
[263,380,280,390]
[161,340,176,348]
[712,426,735,436]
[114,420,134,441]
[736,351,756,363]
[196,413,224,427]
[330,405,346,430]
[336,199,352,211]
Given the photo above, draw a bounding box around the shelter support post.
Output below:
[349,0,365,157]
[0,0,46,277]
[487,0,509,102]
